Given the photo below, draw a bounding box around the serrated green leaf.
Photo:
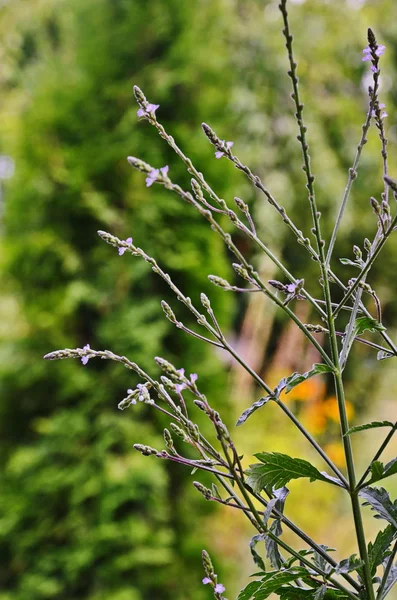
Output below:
[344,421,394,436]
[237,580,263,600]
[370,461,386,483]
[285,363,333,393]
[334,554,364,575]
[237,395,274,426]
[368,525,395,575]
[359,486,397,529]
[279,588,320,599]
[368,458,397,485]
[265,521,284,569]
[263,498,278,527]
[253,570,308,599]
[354,316,386,336]
[313,586,327,600]
[246,453,332,492]
[384,458,397,478]
[313,545,333,574]
[278,588,350,600]
[250,535,267,572]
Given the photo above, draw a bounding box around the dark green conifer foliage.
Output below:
[0,1,236,598]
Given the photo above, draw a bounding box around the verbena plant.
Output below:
[45,2,397,599]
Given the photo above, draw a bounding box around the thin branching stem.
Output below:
[356,422,397,490]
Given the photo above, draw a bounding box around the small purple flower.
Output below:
[177,368,185,377]
[362,44,385,63]
[137,103,160,118]
[371,65,378,73]
[175,382,187,394]
[190,373,198,384]
[215,583,226,594]
[362,46,371,62]
[146,169,159,187]
[381,111,388,119]
[136,383,146,402]
[215,141,234,159]
[160,165,169,177]
[118,237,133,256]
[81,344,91,365]
[145,165,169,187]
[202,578,211,585]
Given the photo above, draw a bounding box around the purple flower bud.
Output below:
[376,45,386,57]
[371,65,378,73]
[215,583,226,593]
[202,578,211,585]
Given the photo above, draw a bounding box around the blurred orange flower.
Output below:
[323,396,354,422]
[324,441,346,468]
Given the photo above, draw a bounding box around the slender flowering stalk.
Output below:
[45,4,397,600]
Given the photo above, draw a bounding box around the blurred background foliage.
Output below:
[0,0,396,599]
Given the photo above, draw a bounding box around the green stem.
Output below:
[334,372,376,600]
[278,5,375,597]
